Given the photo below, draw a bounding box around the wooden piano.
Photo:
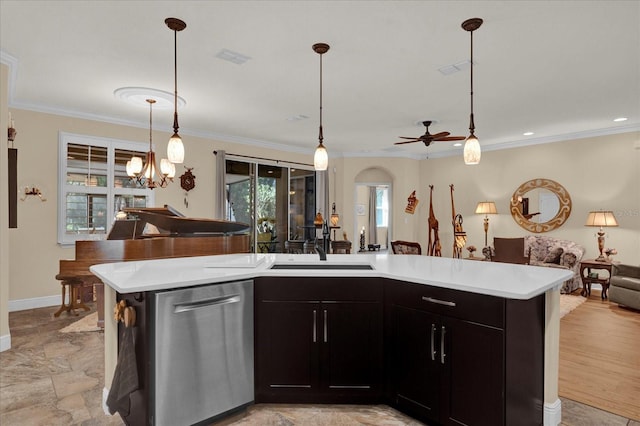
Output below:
[55,206,250,327]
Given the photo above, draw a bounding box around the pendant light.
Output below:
[462,18,483,165]
[166,17,186,164]
[127,99,175,189]
[313,43,330,171]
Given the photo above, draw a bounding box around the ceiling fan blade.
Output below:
[434,136,466,141]
[398,136,420,140]
[394,140,421,145]
[429,131,450,139]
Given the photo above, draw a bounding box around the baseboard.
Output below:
[8,295,60,312]
[0,333,11,352]
[544,398,562,426]
[103,387,110,415]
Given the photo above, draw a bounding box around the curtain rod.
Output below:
[213,150,314,168]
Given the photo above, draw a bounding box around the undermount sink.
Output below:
[269,263,374,270]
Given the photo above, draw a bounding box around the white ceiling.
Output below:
[1,1,639,161]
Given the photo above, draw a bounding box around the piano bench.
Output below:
[53,276,91,318]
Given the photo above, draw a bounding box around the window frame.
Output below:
[57,132,154,246]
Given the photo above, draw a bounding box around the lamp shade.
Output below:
[463,135,481,165]
[585,210,618,228]
[314,143,328,171]
[167,133,184,163]
[475,201,497,215]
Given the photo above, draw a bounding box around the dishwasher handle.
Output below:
[173,294,240,313]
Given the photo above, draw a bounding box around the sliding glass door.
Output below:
[225,159,315,253]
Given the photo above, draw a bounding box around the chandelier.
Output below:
[126,99,175,189]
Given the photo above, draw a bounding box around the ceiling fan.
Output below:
[394,121,465,147]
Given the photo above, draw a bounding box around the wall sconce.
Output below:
[21,186,47,202]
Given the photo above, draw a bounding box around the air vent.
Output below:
[438,60,472,75]
[215,49,251,65]
[286,114,309,122]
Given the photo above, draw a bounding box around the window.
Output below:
[58,132,153,245]
[376,186,389,227]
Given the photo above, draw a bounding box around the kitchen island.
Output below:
[92,253,572,426]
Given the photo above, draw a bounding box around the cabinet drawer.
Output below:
[385,279,504,328]
[256,277,382,302]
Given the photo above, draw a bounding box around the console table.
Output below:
[580,259,614,299]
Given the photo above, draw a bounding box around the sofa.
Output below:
[524,235,586,294]
[610,264,640,310]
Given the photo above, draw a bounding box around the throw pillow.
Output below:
[544,246,564,264]
[563,252,577,267]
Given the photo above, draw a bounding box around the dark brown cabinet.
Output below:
[255,277,383,403]
[386,279,544,426]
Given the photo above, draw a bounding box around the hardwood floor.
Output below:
[559,289,640,421]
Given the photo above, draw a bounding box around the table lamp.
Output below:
[475,201,497,247]
[585,210,618,261]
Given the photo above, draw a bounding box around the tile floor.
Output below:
[1,305,638,426]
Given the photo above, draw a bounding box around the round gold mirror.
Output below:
[510,178,572,233]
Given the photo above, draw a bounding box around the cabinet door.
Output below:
[255,300,320,400]
[442,317,504,426]
[392,305,441,423]
[322,301,383,397]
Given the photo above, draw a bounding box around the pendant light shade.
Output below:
[314,142,328,171]
[463,134,481,165]
[167,133,184,164]
[313,43,330,171]
[166,17,186,164]
[462,18,483,165]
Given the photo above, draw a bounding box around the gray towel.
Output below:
[106,326,139,417]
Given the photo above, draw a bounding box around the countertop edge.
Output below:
[90,254,573,300]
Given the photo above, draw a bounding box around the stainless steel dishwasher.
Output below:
[152,279,254,426]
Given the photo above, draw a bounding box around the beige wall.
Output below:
[1,64,10,347]
[1,105,638,326]
[3,109,313,305]
[415,133,640,264]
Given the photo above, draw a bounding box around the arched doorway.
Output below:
[354,168,392,252]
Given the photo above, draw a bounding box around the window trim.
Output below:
[58,132,154,246]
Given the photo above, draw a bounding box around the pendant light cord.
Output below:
[318,51,324,145]
[469,29,475,135]
[173,28,179,134]
[149,100,153,150]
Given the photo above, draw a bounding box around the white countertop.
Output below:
[90,253,573,300]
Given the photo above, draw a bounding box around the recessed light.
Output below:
[114,87,186,109]
[453,142,463,147]
[523,132,534,136]
[613,117,628,122]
